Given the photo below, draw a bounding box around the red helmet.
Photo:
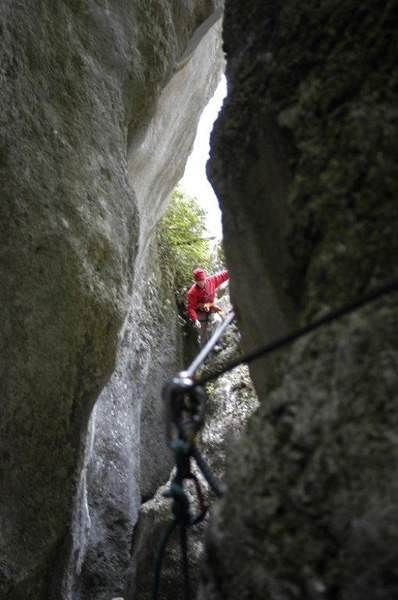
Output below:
[193,268,206,281]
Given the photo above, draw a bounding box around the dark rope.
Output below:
[199,277,398,385]
[191,443,225,498]
[180,525,190,600]
[152,440,210,600]
[152,519,177,600]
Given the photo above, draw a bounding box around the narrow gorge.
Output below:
[1,2,397,600]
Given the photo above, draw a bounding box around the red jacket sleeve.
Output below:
[208,270,229,288]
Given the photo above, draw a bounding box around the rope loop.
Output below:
[163,482,193,526]
[168,439,208,523]
[152,437,209,600]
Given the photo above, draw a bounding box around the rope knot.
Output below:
[163,483,192,526]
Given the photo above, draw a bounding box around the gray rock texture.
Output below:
[204,1,398,599]
[4,0,398,599]
[63,16,224,600]
[0,2,223,599]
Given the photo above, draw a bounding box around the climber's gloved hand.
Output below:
[195,319,201,329]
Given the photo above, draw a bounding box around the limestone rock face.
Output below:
[63,17,224,600]
[0,2,223,599]
[205,1,398,598]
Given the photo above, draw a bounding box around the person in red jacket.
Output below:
[186,267,229,348]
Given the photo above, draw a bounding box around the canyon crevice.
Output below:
[1,1,398,600]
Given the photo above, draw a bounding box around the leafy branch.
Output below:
[157,188,212,304]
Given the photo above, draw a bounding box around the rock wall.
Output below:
[204,1,398,599]
[0,2,223,599]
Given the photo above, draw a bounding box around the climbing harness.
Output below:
[196,301,223,313]
[154,276,398,598]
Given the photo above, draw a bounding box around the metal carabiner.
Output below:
[163,370,207,446]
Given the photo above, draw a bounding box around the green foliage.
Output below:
[157,188,212,303]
